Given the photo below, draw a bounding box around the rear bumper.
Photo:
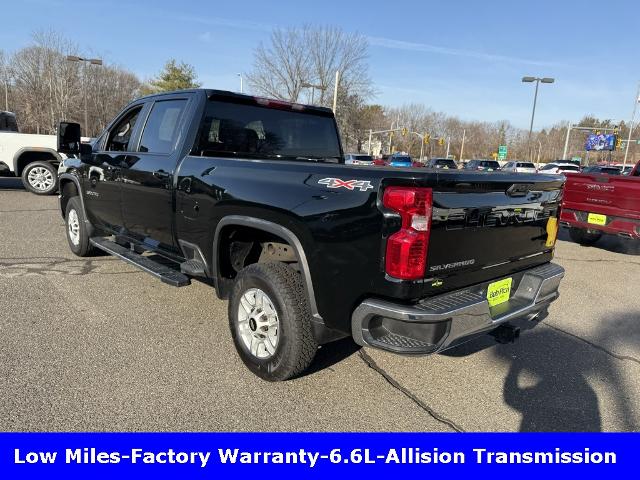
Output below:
[560,208,640,239]
[351,262,564,354]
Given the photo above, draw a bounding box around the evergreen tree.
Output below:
[141,59,200,94]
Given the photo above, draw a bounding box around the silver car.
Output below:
[344,153,374,165]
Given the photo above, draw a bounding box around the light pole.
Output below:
[623,82,640,167]
[237,73,243,93]
[66,55,102,135]
[522,76,554,162]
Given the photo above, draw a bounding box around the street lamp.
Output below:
[237,73,243,94]
[66,55,103,135]
[522,76,554,162]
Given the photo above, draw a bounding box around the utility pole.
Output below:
[445,136,451,158]
[237,73,243,93]
[459,129,466,161]
[562,123,572,160]
[332,70,340,113]
[623,82,640,167]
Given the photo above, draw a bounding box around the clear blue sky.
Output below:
[3,0,638,129]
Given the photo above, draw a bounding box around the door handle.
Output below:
[153,170,170,179]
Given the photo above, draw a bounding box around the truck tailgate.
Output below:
[562,172,640,219]
[424,173,563,283]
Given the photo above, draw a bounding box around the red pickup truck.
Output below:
[560,160,640,244]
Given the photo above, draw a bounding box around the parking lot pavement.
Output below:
[1,178,639,432]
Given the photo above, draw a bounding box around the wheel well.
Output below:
[16,151,59,176]
[59,180,79,218]
[216,225,297,295]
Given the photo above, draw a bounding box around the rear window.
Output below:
[434,159,456,168]
[194,100,341,160]
[599,167,621,175]
[481,161,500,169]
[353,155,373,162]
[392,156,411,162]
[516,162,535,168]
[559,165,580,172]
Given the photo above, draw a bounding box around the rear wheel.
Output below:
[228,262,317,381]
[65,197,96,257]
[21,161,59,195]
[569,227,602,245]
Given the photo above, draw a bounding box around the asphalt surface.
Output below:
[1,177,639,432]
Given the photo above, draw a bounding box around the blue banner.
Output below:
[0,433,636,478]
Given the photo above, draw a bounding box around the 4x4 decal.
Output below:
[318,177,374,192]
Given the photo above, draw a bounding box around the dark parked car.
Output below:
[56,89,565,381]
[426,158,458,169]
[464,159,501,171]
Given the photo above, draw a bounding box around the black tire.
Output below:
[228,262,318,381]
[21,161,59,195]
[569,227,602,245]
[65,196,96,257]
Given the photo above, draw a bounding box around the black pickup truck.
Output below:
[56,89,565,381]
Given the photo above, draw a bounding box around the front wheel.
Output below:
[569,227,602,245]
[65,197,96,257]
[21,161,59,195]
[228,262,318,381]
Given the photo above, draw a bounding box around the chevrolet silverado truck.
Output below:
[56,89,565,381]
[0,111,69,194]
[561,160,640,244]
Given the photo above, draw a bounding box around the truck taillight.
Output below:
[383,187,433,280]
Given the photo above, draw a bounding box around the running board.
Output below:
[89,237,191,287]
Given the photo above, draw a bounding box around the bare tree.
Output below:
[6,30,140,135]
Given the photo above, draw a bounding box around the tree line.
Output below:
[1,29,636,165]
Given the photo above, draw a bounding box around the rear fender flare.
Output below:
[213,215,322,322]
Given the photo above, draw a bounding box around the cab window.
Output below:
[139,99,187,154]
[106,107,142,152]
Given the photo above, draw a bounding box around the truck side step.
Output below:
[89,237,191,287]
[180,259,206,277]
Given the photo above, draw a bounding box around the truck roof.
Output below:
[137,88,335,116]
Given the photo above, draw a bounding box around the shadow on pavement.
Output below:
[300,337,361,377]
[443,312,639,432]
[558,227,640,255]
[0,178,25,190]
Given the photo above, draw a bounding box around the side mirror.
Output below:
[57,122,81,154]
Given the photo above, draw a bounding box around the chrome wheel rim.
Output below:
[67,209,80,246]
[237,288,279,359]
[27,166,54,191]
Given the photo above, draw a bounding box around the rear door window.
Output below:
[139,99,187,154]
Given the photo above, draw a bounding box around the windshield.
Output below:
[195,100,341,160]
[599,167,621,175]
[517,162,535,168]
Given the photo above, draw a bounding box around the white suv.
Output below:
[538,162,581,175]
[502,161,537,173]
